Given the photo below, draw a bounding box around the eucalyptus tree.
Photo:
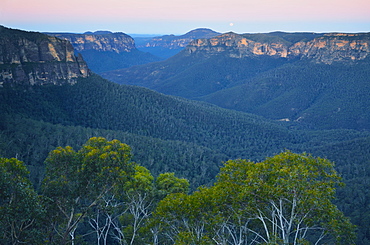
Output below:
[154,187,220,245]
[87,166,190,245]
[0,157,45,245]
[154,151,356,244]
[42,137,136,245]
[155,172,190,200]
[106,165,155,245]
[115,171,190,245]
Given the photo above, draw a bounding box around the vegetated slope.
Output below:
[307,135,370,244]
[0,74,299,161]
[201,59,370,130]
[2,75,370,244]
[2,74,370,181]
[0,115,227,188]
[2,27,370,243]
[0,26,297,187]
[102,31,370,130]
[0,73,302,189]
[101,51,292,98]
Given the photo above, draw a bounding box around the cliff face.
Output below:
[47,31,162,73]
[50,32,136,53]
[185,32,370,64]
[186,32,290,58]
[138,28,221,49]
[290,33,370,63]
[0,26,90,86]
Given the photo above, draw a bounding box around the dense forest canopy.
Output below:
[1,76,370,243]
[1,26,370,244]
[0,140,357,244]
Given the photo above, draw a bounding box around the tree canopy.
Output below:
[0,139,357,244]
[0,157,45,244]
[154,151,356,244]
[42,137,136,244]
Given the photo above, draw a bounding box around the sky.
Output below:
[1,0,370,35]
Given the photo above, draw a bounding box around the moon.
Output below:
[229,23,234,27]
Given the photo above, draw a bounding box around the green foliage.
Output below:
[216,151,356,244]
[102,54,291,99]
[153,189,218,245]
[0,74,304,183]
[103,36,370,131]
[0,157,45,244]
[0,113,226,188]
[0,135,364,244]
[124,165,155,194]
[155,172,189,198]
[202,60,370,130]
[42,137,136,244]
[154,151,356,244]
[1,61,370,242]
[2,25,370,242]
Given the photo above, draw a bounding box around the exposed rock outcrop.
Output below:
[138,28,221,49]
[0,26,90,86]
[50,31,136,53]
[47,31,162,73]
[290,33,370,63]
[185,32,370,64]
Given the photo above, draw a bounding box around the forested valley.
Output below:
[1,26,370,244]
[103,32,370,131]
[1,74,370,244]
[0,138,358,244]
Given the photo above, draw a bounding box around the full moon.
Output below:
[229,23,234,27]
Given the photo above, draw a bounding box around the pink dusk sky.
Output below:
[1,0,370,34]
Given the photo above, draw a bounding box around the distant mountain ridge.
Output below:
[185,32,370,64]
[139,28,221,49]
[2,26,370,243]
[102,31,370,130]
[83,30,114,35]
[49,31,136,53]
[135,28,221,58]
[47,31,161,73]
[0,26,90,86]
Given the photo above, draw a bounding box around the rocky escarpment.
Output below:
[186,32,370,64]
[138,28,221,49]
[50,31,136,53]
[0,26,90,86]
[290,33,370,63]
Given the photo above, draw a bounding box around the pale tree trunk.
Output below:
[126,193,152,245]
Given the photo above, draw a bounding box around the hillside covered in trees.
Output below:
[103,32,370,131]
[1,26,370,244]
[2,74,370,244]
[0,139,357,244]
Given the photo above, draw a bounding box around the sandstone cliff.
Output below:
[138,28,221,49]
[50,31,136,53]
[0,26,90,86]
[47,31,160,73]
[185,32,370,64]
[290,33,370,63]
